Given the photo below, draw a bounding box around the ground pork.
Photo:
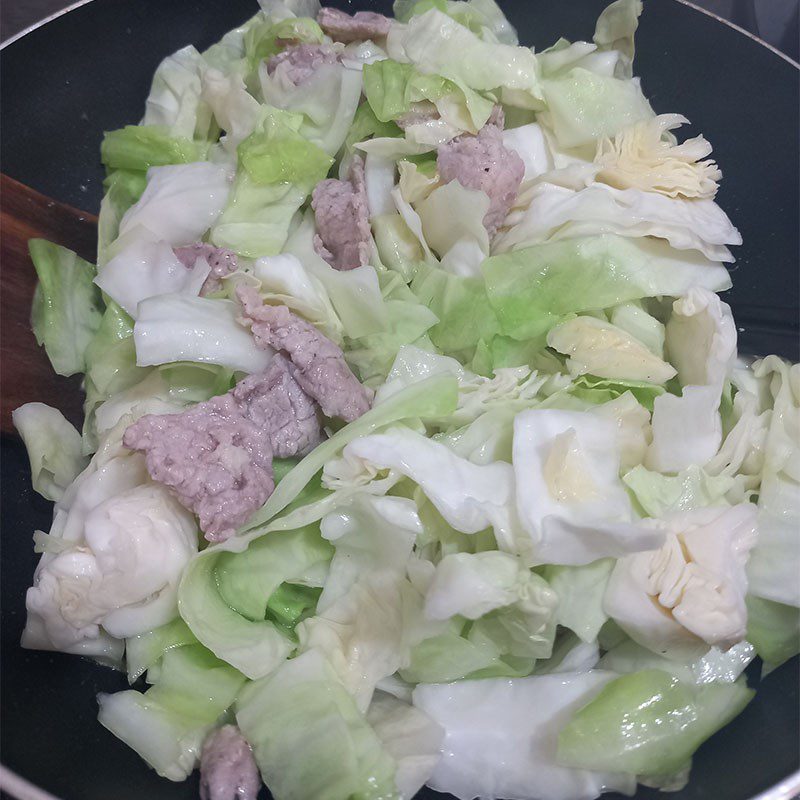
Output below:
[311,155,371,272]
[233,354,323,459]
[317,7,391,42]
[436,122,524,237]
[173,243,238,296]
[199,725,261,800]
[126,289,370,540]
[238,285,372,422]
[123,356,323,541]
[395,102,440,131]
[487,104,505,129]
[266,43,339,86]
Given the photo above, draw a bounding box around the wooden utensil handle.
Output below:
[0,174,98,433]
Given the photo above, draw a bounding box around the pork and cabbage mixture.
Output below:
[14,0,800,798]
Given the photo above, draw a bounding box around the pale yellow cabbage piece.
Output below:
[595,113,721,199]
[547,315,676,384]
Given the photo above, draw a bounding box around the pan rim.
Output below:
[0,0,95,49]
[0,766,60,800]
[0,0,798,69]
[674,0,799,67]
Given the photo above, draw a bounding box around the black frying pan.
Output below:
[1,2,798,799]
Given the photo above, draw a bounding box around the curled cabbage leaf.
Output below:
[547,315,676,384]
[512,408,663,565]
[595,114,721,199]
[604,504,757,658]
[25,468,198,652]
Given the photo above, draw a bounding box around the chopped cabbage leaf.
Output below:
[623,464,739,517]
[746,595,800,672]
[541,560,614,643]
[242,374,459,530]
[595,114,721,198]
[125,617,198,683]
[413,672,635,800]
[547,316,676,384]
[387,9,542,107]
[236,649,399,800]
[12,403,88,502]
[133,294,273,373]
[118,162,232,247]
[746,357,800,607]
[512,408,663,565]
[142,45,211,139]
[557,669,753,779]
[604,504,758,659]
[29,240,103,377]
[540,68,652,149]
[483,235,731,345]
[366,692,444,800]
[178,524,332,679]
[496,182,741,262]
[100,125,209,173]
[95,233,210,319]
[98,644,246,780]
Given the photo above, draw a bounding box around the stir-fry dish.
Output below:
[13,1,799,799]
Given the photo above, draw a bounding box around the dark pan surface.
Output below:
[1,2,798,799]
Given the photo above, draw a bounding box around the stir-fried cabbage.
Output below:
[15,0,797,798]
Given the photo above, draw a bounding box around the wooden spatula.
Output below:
[0,173,98,434]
